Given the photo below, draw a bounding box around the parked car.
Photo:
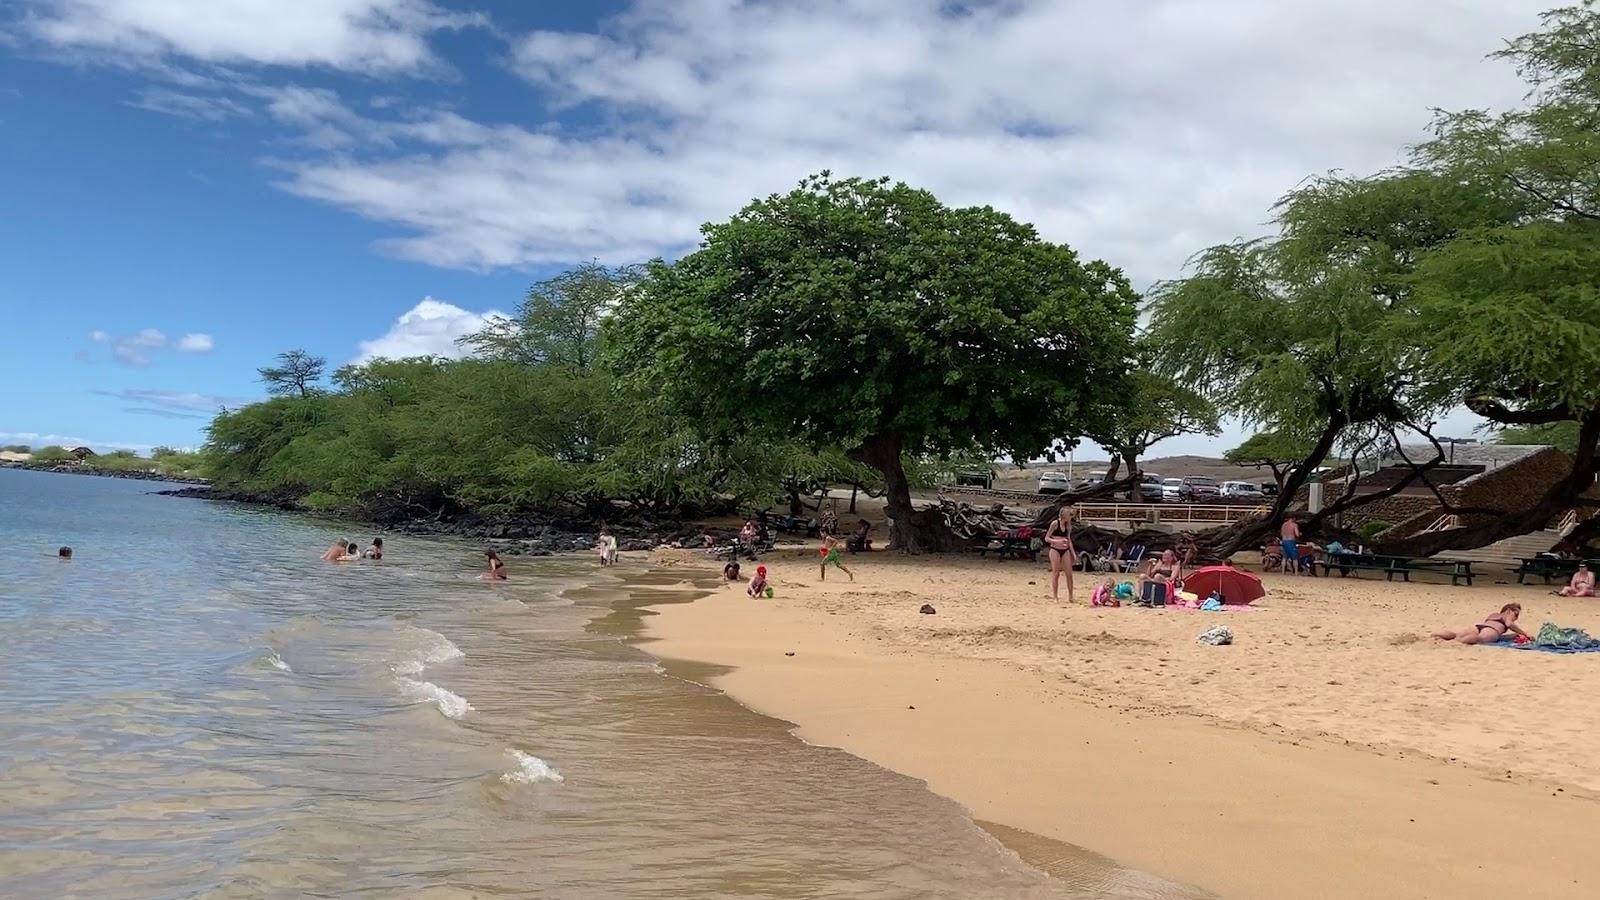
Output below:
[1261,481,1280,497]
[1037,471,1072,494]
[1180,475,1220,500]
[1220,480,1266,499]
[1160,477,1185,501]
[1130,473,1164,501]
[954,469,995,489]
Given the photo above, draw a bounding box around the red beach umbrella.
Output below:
[1183,565,1265,605]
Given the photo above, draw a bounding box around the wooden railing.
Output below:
[1072,502,1269,526]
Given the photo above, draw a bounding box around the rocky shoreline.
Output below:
[1,461,207,485]
[156,485,701,556]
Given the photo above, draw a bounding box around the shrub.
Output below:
[1356,520,1393,541]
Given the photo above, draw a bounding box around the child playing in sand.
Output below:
[1432,602,1529,645]
[1090,577,1122,608]
[819,533,855,582]
[747,565,769,598]
[722,559,741,584]
[1558,563,1595,597]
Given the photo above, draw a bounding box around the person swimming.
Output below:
[58,546,72,559]
[363,537,384,560]
[1432,602,1530,645]
[322,539,354,561]
[480,548,507,581]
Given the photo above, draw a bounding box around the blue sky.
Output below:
[0,0,1546,454]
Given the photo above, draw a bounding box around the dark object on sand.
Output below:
[919,604,937,615]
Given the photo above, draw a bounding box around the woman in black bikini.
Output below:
[1044,505,1076,603]
[480,548,507,581]
[1432,602,1529,645]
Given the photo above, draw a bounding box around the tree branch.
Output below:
[1465,397,1574,425]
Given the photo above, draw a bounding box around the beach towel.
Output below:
[1496,642,1600,654]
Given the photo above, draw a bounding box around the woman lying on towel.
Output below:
[1432,603,1530,645]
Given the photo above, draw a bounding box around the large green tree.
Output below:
[605,174,1138,552]
[460,261,641,372]
[1224,429,1316,492]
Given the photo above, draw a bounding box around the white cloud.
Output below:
[130,86,251,121]
[88,329,110,342]
[22,0,482,74]
[175,332,214,352]
[0,431,156,454]
[111,327,166,366]
[353,297,505,363]
[256,0,1547,282]
[97,388,246,412]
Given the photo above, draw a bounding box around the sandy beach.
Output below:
[637,548,1600,899]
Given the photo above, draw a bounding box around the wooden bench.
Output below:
[980,538,1038,561]
[1513,557,1599,585]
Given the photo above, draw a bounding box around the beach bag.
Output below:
[1533,622,1599,650]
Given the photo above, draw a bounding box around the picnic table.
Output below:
[1319,553,1476,586]
[1513,556,1600,584]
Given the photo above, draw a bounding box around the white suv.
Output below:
[1160,477,1184,501]
[1037,471,1072,494]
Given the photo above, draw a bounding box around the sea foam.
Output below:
[502,749,563,784]
[265,651,292,672]
[391,626,463,675]
[398,678,473,719]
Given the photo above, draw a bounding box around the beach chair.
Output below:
[1112,544,1146,573]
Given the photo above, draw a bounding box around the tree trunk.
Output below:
[849,485,858,514]
[850,432,961,553]
[1208,410,1348,559]
[1123,451,1141,501]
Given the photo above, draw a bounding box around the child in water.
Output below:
[819,533,854,582]
[58,546,72,560]
[747,565,769,598]
[481,549,507,581]
[363,537,384,560]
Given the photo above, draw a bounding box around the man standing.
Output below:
[1280,515,1302,575]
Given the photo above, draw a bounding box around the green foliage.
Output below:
[259,349,327,398]
[605,174,1137,547]
[459,261,641,372]
[1225,430,1315,468]
[1089,364,1219,464]
[1498,421,1582,454]
[2,444,30,453]
[1356,521,1393,541]
[30,445,74,463]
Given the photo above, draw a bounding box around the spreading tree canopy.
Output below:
[259,349,327,398]
[1087,363,1219,500]
[605,174,1138,551]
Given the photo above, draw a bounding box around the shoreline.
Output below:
[632,548,1600,900]
[597,563,1207,898]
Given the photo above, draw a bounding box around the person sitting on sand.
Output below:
[1558,563,1595,597]
[1043,505,1076,603]
[481,549,507,581]
[58,546,72,560]
[1090,577,1122,608]
[1432,603,1530,645]
[846,519,873,553]
[323,539,354,561]
[362,537,384,560]
[1259,540,1282,572]
[747,565,769,598]
[1279,515,1302,575]
[819,532,855,582]
[722,559,742,584]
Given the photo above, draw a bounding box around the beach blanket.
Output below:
[1197,625,1233,646]
[1491,641,1600,654]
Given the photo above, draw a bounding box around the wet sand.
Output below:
[637,548,1600,900]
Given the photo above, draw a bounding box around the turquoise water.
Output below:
[0,467,1190,898]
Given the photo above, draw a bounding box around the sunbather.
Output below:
[1557,563,1595,597]
[1431,603,1529,645]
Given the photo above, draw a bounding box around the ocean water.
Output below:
[0,468,1196,899]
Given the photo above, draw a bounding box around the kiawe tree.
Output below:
[460,261,641,373]
[259,349,327,398]
[1224,429,1316,493]
[1088,365,1219,499]
[606,174,1138,552]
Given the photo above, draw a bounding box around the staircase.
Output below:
[1446,529,1564,567]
